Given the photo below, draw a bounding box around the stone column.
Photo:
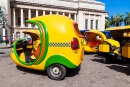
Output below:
[36,10,38,17]
[56,12,59,15]
[20,8,24,27]
[68,13,71,18]
[28,9,31,28]
[93,15,96,30]
[63,12,65,16]
[100,14,105,31]
[50,11,52,15]
[77,11,84,30]
[35,10,39,28]
[98,16,100,30]
[13,8,16,27]
[43,10,45,15]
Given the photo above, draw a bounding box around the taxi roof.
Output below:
[23,29,40,35]
[106,26,130,31]
[84,30,107,41]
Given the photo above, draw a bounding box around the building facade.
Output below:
[0,0,11,41]
[0,0,107,40]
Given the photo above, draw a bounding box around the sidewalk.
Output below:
[0,43,11,49]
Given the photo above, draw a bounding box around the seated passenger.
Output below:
[90,36,102,47]
[32,38,40,57]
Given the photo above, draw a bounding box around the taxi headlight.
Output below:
[111,45,116,50]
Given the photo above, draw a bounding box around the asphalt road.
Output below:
[0,48,130,87]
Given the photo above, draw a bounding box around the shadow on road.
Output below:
[16,65,47,76]
[0,52,5,54]
[93,54,100,57]
[16,65,81,78]
[91,54,130,75]
[66,66,81,77]
[84,52,96,55]
[92,54,125,64]
[106,64,130,75]
[91,57,103,63]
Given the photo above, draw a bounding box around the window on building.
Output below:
[96,20,98,30]
[25,18,28,27]
[85,19,88,29]
[71,14,74,20]
[18,17,21,26]
[90,20,93,29]
[16,32,20,39]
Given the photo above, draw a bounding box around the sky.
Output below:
[98,0,130,18]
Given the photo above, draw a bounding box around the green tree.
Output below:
[110,15,117,26]
[105,19,111,29]
[124,12,130,25]
[118,14,124,26]
[115,14,124,26]
[110,14,124,27]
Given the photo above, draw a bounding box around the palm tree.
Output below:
[110,14,124,27]
[124,12,130,25]
[118,14,124,26]
[110,15,117,26]
[115,14,120,26]
[115,14,124,26]
[105,19,111,29]
[110,15,114,26]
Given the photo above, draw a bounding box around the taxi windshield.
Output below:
[101,31,112,39]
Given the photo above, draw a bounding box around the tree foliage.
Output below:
[105,12,130,29]
[124,12,130,25]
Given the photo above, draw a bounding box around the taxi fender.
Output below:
[43,55,77,70]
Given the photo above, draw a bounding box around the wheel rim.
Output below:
[50,66,61,76]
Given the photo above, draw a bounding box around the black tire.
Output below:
[98,53,101,56]
[102,56,110,64]
[47,64,66,80]
[128,64,130,73]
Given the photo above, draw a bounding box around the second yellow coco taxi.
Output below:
[81,30,107,53]
[10,15,84,80]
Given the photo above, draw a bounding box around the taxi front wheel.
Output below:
[128,64,130,73]
[47,64,66,80]
[102,56,110,64]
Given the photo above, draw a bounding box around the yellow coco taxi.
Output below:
[10,15,84,80]
[97,26,130,64]
[82,30,107,53]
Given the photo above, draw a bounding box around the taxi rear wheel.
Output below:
[47,64,66,80]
